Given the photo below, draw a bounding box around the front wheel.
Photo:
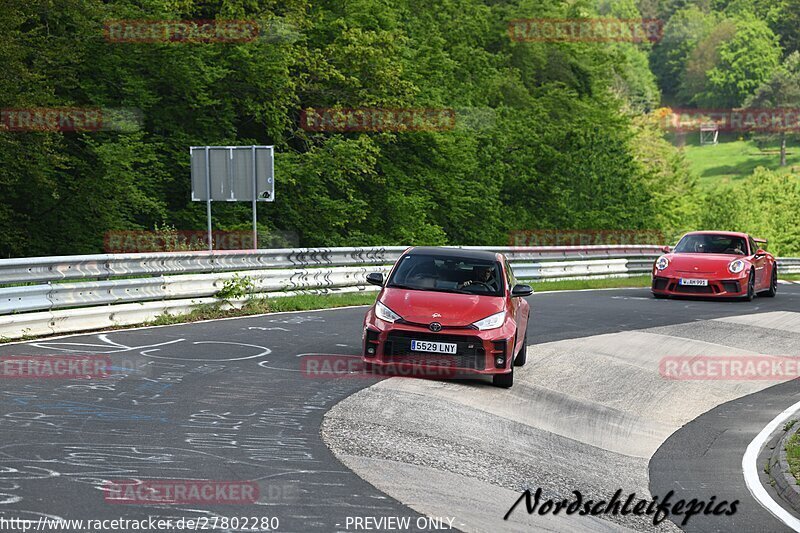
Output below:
[762,267,778,297]
[514,333,527,367]
[493,365,513,388]
[743,271,755,301]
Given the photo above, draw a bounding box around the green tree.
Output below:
[744,51,800,166]
[650,6,717,102]
[691,15,781,108]
[702,168,800,255]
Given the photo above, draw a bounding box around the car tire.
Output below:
[514,333,527,367]
[762,267,778,297]
[493,365,513,388]
[743,271,755,301]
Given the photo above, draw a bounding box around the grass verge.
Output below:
[143,277,654,328]
[146,291,380,327]
[785,427,800,482]
[781,274,800,281]
[145,271,797,329]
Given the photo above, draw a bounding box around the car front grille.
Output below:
[384,332,486,370]
[673,284,714,294]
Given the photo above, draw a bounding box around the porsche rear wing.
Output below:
[754,237,768,251]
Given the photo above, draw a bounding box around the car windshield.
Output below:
[387,254,504,296]
[673,234,748,255]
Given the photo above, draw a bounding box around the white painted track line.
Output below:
[742,400,800,532]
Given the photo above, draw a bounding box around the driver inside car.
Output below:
[458,265,496,291]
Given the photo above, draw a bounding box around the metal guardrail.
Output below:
[0,248,404,286]
[779,258,800,273]
[0,245,796,340]
[0,245,663,286]
[0,246,663,315]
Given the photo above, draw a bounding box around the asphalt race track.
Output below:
[1,284,799,532]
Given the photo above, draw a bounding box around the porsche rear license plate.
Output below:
[410,340,457,354]
[680,278,708,286]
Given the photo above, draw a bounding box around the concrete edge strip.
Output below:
[743,399,800,531]
[770,425,800,511]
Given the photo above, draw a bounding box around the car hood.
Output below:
[380,287,505,327]
[664,253,745,273]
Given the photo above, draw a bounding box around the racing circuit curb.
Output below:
[769,420,800,512]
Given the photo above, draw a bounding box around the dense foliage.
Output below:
[648,0,800,254]
[700,168,800,256]
[1,0,798,257]
[0,0,697,256]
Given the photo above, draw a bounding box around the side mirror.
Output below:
[755,249,767,258]
[661,246,671,253]
[512,284,533,297]
[366,272,384,286]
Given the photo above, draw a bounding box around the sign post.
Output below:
[190,146,275,251]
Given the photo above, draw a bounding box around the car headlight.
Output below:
[729,259,746,274]
[655,256,669,271]
[375,301,401,323]
[471,311,506,331]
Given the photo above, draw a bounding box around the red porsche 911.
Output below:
[651,231,778,300]
[362,247,532,388]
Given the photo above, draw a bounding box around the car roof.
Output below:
[682,231,749,239]
[404,246,500,262]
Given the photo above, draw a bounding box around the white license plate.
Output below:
[410,340,457,354]
[680,278,708,286]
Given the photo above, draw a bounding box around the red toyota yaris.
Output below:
[361,247,531,388]
[651,231,778,300]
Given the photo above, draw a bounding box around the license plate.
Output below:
[680,278,708,286]
[410,340,457,354]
